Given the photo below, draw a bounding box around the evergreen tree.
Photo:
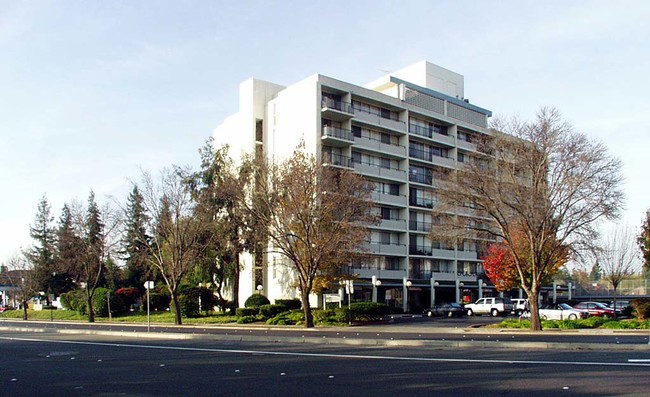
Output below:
[589,261,603,281]
[26,195,57,298]
[81,191,105,322]
[122,185,152,291]
[55,203,83,293]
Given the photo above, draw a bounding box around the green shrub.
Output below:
[174,287,218,318]
[266,309,305,325]
[245,294,271,308]
[259,304,288,318]
[60,290,86,314]
[237,315,258,324]
[312,309,336,324]
[631,299,650,320]
[92,288,126,317]
[349,302,389,321]
[148,291,171,311]
[236,307,259,317]
[275,299,301,310]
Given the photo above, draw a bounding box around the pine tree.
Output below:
[122,185,152,291]
[26,195,57,298]
[81,191,105,322]
[55,204,83,291]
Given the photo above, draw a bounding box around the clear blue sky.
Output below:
[1,1,649,264]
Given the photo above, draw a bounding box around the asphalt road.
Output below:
[2,330,650,397]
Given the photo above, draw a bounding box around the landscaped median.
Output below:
[496,317,650,330]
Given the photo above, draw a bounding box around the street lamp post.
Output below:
[144,281,154,332]
[371,276,381,303]
[402,278,412,313]
[430,278,439,308]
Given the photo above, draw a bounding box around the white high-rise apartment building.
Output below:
[214,61,493,310]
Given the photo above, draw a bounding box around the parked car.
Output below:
[538,303,589,320]
[573,301,616,318]
[511,298,528,315]
[607,301,631,316]
[465,297,513,317]
[423,302,465,318]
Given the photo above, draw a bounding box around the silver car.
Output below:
[539,303,589,320]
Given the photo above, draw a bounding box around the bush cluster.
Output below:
[630,299,650,320]
[244,294,271,308]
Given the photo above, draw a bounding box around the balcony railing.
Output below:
[408,173,433,185]
[409,123,449,139]
[322,98,354,114]
[409,147,451,163]
[323,153,353,168]
[409,245,433,256]
[408,220,432,232]
[409,196,435,208]
[322,126,354,142]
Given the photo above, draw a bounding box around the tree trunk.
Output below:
[22,300,28,320]
[612,286,618,319]
[171,291,182,325]
[87,295,95,323]
[232,253,241,312]
[527,293,542,331]
[301,290,314,328]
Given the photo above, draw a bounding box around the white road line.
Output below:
[1,336,650,368]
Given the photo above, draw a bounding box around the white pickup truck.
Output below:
[465,297,514,317]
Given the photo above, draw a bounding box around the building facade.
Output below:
[214,61,497,311]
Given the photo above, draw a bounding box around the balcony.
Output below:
[432,248,456,260]
[457,250,479,261]
[409,148,456,169]
[409,123,455,146]
[322,153,353,169]
[353,162,406,182]
[409,245,432,256]
[321,98,354,121]
[456,137,478,152]
[378,218,407,231]
[371,191,407,207]
[354,110,406,133]
[408,220,432,232]
[354,135,406,158]
[351,267,407,280]
[409,196,435,209]
[408,173,432,186]
[321,126,354,147]
[364,242,408,256]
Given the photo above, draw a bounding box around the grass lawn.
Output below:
[0,309,237,324]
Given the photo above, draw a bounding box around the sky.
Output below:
[1,1,649,264]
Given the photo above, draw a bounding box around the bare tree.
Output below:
[2,254,38,320]
[596,226,640,316]
[434,108,624,330]
[137,167,206,325]
[244,149,378,328]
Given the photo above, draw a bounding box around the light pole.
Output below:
[144,281,154,332]
[430,279,439,308]
[402,278,412,313]
[371,276,381,303]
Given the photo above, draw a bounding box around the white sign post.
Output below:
[144,281,154,332]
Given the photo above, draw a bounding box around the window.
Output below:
[352,125,362,137]
[380,207,391,220]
